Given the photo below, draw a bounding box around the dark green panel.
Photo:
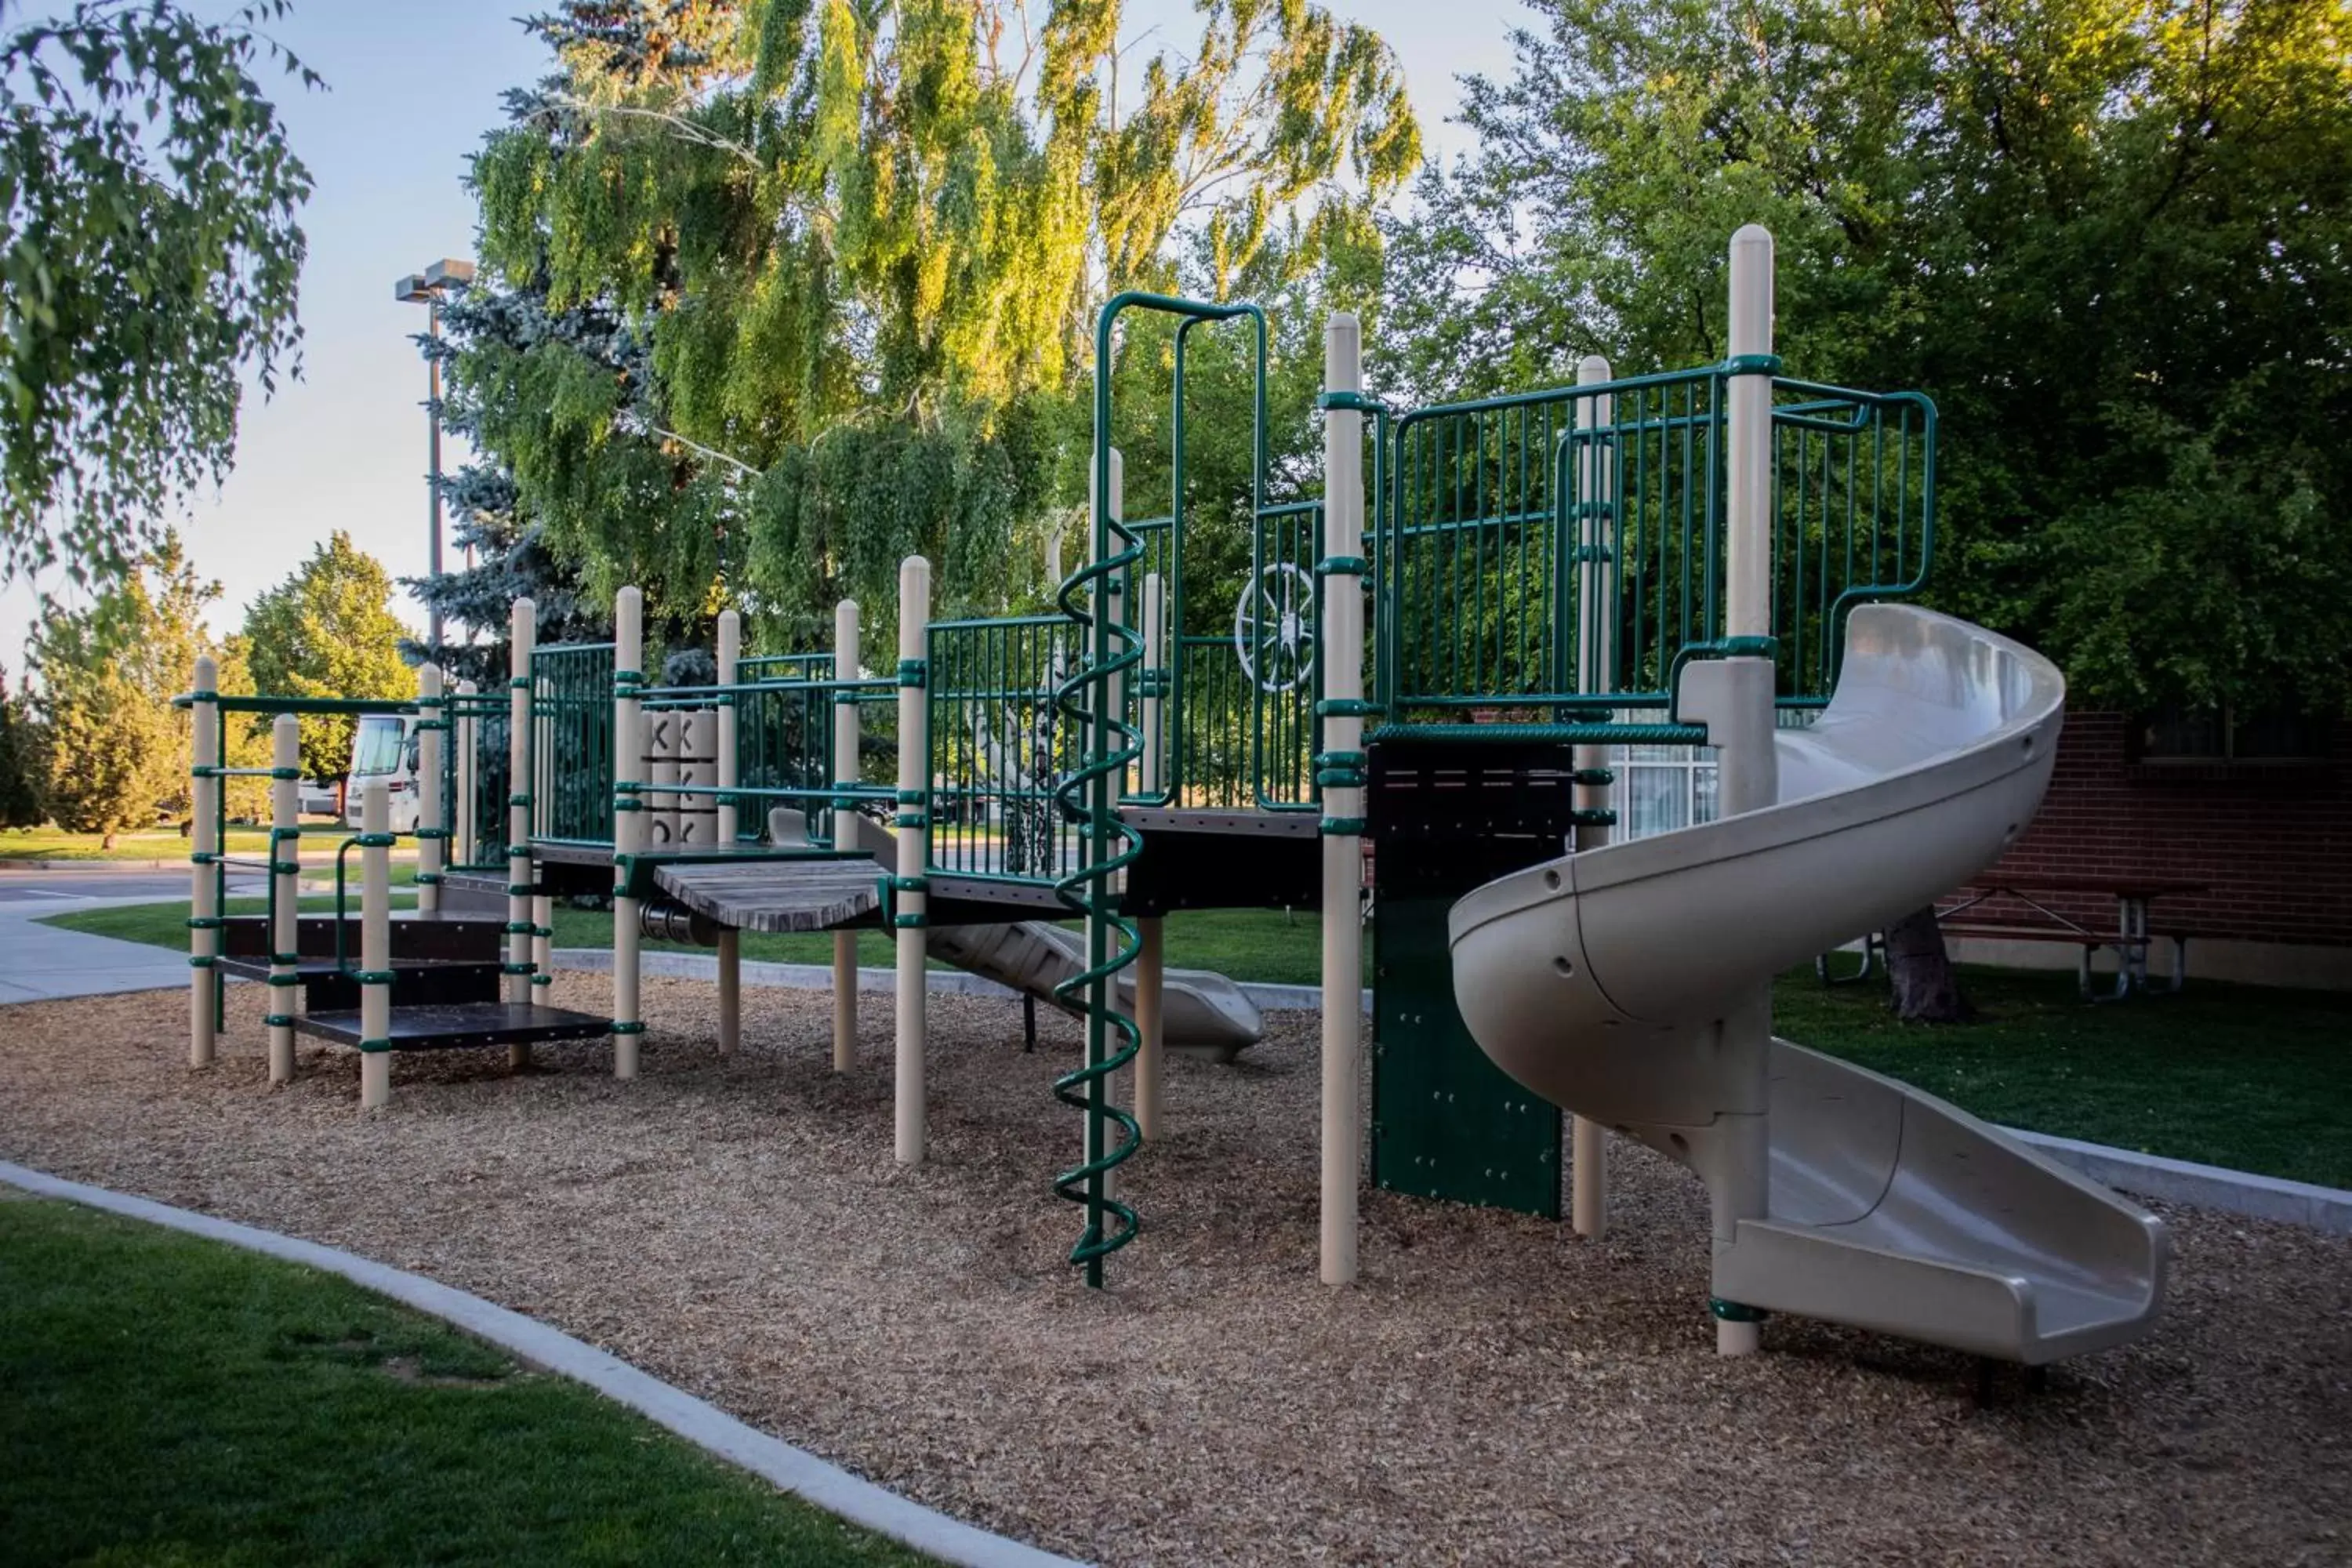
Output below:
[1371,895,1561,1218]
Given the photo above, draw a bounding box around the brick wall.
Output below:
[1957,710,2350,947]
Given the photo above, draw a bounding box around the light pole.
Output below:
[394,258,477,652]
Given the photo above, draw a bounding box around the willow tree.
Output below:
[463,0,1417,653]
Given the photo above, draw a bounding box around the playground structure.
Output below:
[187,225,2165,1366]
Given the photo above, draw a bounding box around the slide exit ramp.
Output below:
[1448,604,2167,1363]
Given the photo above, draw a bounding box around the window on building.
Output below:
[2136,703,2328,763]
[1607,710,1818,840]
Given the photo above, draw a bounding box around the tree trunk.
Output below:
[1886,905,1973,1022]
[101,830,118,850]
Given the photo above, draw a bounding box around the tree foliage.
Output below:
[1389,0,2352,716]
[0,666,44,829]
[460,0,1418,655]
[0,2,317,586]
[27,532,259,838]
[243,532,415,782]
[404,277,612,688]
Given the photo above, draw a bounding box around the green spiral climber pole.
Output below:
[1053,418,1145,1287]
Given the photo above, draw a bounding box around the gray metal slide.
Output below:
[827,813,1263,1059]
[1446,604,2167,1362]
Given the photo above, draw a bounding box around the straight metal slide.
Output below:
[827,815,1264,1059]
[1446,604,2166,1363]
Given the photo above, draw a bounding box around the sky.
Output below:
[0,0,1533,672]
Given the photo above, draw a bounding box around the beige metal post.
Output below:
[1319,314,1368,1286]
[831,597,862,1072]
[1571,354,1615,1241]
[188,655,220,1069]
[1133,568,1166,1140]
[359,779,393,1111]
[417,664,444,916]
[613,586,645,1077]
[507,599,538,1076]
[895,557,931,1162]
[267,713,301,1085]
[1712,223,1780,1356]
[715,609,742,1055]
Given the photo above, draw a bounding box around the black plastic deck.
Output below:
[220,910,506,963]
[216,954,503,1011]
[1120,808,1323,916]
[292,1002,611,1052]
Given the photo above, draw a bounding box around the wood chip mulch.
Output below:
[2,975,2346,1566]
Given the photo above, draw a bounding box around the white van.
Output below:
[344,713,424,833]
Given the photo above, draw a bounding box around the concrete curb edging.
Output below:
[0,1160,1089,1568]
[2002,1128,2352,1236]
[553,949,2350,1236]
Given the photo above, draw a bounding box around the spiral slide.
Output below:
[1447,605,2168,1363]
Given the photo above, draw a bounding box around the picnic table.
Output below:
[1940,874,2207,1000]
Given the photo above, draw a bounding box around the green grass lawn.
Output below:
[37,900,2348,1186]
[0,826,275,861]
[0,825,425,862]
[541,901,1330,983]
[1772,964,2351,1189]
[0,1195,928,1567]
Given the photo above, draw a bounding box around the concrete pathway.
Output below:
[0,866,254,1004]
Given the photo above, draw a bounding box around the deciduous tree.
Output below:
[459,0,1418,652]
[0,2,317,585]
[243,532,415,782]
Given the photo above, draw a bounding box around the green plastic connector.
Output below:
[1722,354,1783,377]
[1710,1298,1769,1323]
[1319,815,1368,836]
[610,1020,646,1036]
[897,658,927,688]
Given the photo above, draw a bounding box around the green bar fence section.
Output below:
[730,653,840,844]
[927,613,1082,886]
[442,684,510,874]
[1371,365,1935,731]
[528,641,616,849]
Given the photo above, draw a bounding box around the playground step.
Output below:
[216,954,503,1011]
[218,912,506,964]
[290,1001,612,1054]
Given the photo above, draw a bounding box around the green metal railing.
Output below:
[1372,364,1934,732]
[732,652,839,844]
[529,642,615,847]
[927,614,1079,885]
[1764,379,1936,703]
[441,687,509,874]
